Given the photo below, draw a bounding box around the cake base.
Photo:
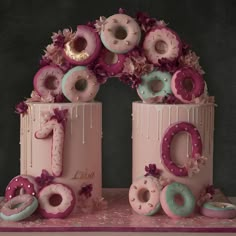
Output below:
[0,189,235,234]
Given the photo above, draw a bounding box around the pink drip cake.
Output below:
[2,8,233,223]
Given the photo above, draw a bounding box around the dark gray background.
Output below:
[0,0,235,195]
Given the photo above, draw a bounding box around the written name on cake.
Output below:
[71,169,95,180]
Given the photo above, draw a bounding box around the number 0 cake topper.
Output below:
[15,8,215,111]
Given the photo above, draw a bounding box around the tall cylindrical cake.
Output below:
[132,102,215,198]
[20,102,102,199]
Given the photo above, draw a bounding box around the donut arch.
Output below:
[161,122,202,177]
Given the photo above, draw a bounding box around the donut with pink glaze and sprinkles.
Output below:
[129,176,162,216]
[161,122,202,177]
[38,183,75,219]
[62,66,100,102]
[64,25,101,65]
[0,194,38,221]
[33,65,64,97]
[98,48,126,76]
[5,175,39,201]
[143,27,182,65]
[101,14,141,54]
[171,67,205,103]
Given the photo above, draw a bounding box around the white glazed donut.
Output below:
[35,119,65,177]
[143,27,182,65]
[129,176,162,216]
[38,183,75,219]
[101,14,141,54]
[62,66,100,102]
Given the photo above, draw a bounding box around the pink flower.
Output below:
[52,28,75,47]
[145,164,162,178]
[179,50,205,75]
[197,185,215,206]
[35,169,54,189]
[136,12,158,32]
[78,184,93,198]
[156,20,168,28]
[163,94,182,104]
[51,108,68,128]
[185,154,207,177]
[158,58,180,74]
[15,101,28,116]
[94,16,107,33]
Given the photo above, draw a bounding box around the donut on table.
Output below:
[137,70,172,103]
[33,65,64,97]
[160,182,196,219]
[161,122,202,177]
[5,175,39,201]
[64,25,101,65]
[200,202,236,219]
[143,27,182,65]
[62,66,100,102]
[171,67,205,103]
[97,48,126,76]
[129,176,162,216]
[0,194,38,221]
[101,14,141,54]
[38,183,75,219]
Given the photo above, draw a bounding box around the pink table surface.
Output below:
[0,188,235,233]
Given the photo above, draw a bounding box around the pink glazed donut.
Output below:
[171,67,205,103]
[0,194,38,221]
[38,183,75,219]
[200,202,236,219]
[5,175,39,201]
[143,27,182,65]
[97,48,126,76]
[62,66,100,102]
[33,65,64,97]
[129,176,162,216]
[101,14,141,54]
[64,25,101,65]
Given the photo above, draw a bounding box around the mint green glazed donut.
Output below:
[160,182,195,219]
[137,70,172,103]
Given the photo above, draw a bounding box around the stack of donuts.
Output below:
[26,9,209,105]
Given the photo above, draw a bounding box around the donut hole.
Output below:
[104,51,118,65]
[44,76,58,90]
[155,40,168,54]
[170,132,191,166]
[75,79,88,92]
[174,193,184,206]
[182,77,194,92]
[138,188,150,203]
[114,26,127,40]
[49,194,63,207]
[73,37,87,52]
[149,79,164,93]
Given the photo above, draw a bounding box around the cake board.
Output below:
[0,189,235,236]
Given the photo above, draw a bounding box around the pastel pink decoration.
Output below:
[100,14,141,54]
[97,48,126,76]
[0,194,38,221]
[161,122,202,177]
[143,27,182,65]
[129,176,162,216]
[63,25,101,65]
[38,183,75,219]
[20,102,102,209]
[171,67,205,103]
[200,202,236,219]
[5,175,39,201]
[132,102,215,200]
[33,65,64,97]
[35,119,65,177]
[62,66,100,102]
